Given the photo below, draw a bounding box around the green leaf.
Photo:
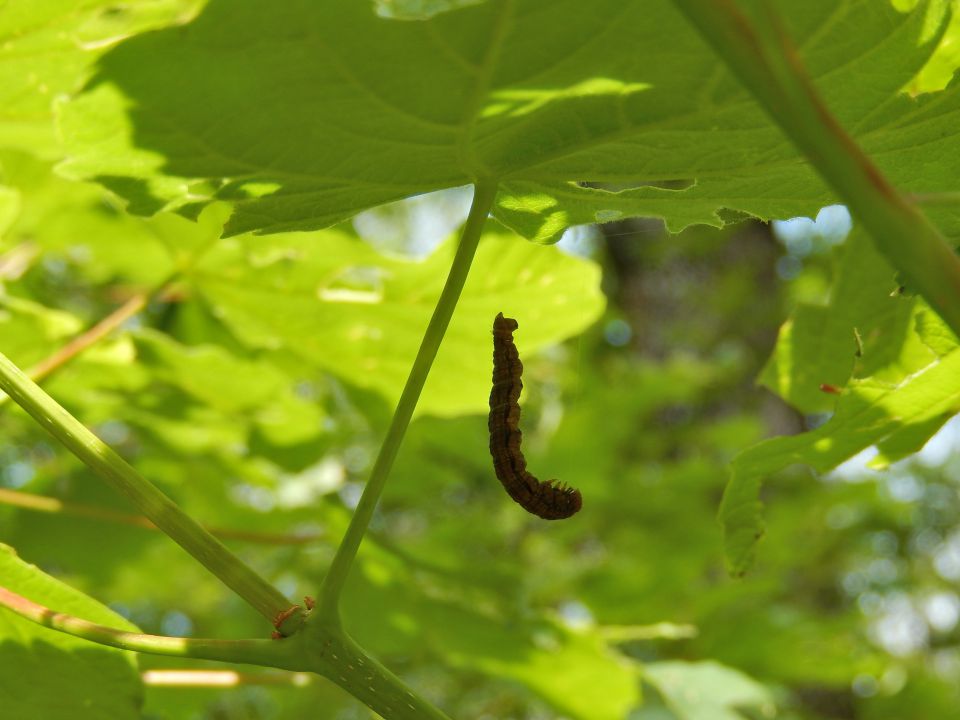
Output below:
[759,231,909,415]
[440,616,640,720]
[722,260,960,572]
[0,295,84,367]
[0,183,18,235]
[0,544,142,720]
[133,330,292,413]
[57,0,960,242]
[130,329,327,458]
[644,661,775,720]
[191,223,604,415]
[0,0,202,154]
[0,152,229,287]
[909,3,960,93]
[345,550,640,720]
[494,180,726,244]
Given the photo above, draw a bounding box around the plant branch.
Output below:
[0,295,133,409]
[1,216,227,409]
[1,584,453,717]
[671,0,960,336]
[0,351,304,633]
[0,280,170,411]
[0,585,292,667]
[28,291,150,380]
[0,488,321,546]
[316,180,498,618]
[299,624,454,720]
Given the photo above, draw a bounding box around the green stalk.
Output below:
[298,622,454,720]
[317,180,498,618]
[671,0,960,335]
[0,289,149,410]
[0,351,302,632]
[0,585,292,667]
[2,583,454,717]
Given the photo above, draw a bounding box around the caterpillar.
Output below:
[488,312,582,520]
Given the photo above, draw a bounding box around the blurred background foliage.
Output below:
[2,1,960,719]
[4,161,960,719]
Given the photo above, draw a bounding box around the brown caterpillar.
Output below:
[488,312,582,520]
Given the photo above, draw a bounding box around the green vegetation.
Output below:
[1,1,960,718]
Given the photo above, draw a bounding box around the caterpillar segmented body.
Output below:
[488,312,582,520]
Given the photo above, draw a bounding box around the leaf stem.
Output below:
[0,351,303,632]
[671,0,960,337]
[0,585,292,667]
[30,291,150,379]
[0,290,151,409]
[317,180,498,618]
[300,622,454,720]
[1,581,453,717]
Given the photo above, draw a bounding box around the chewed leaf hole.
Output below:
[576,179,695,192]
[595,209,624,222]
